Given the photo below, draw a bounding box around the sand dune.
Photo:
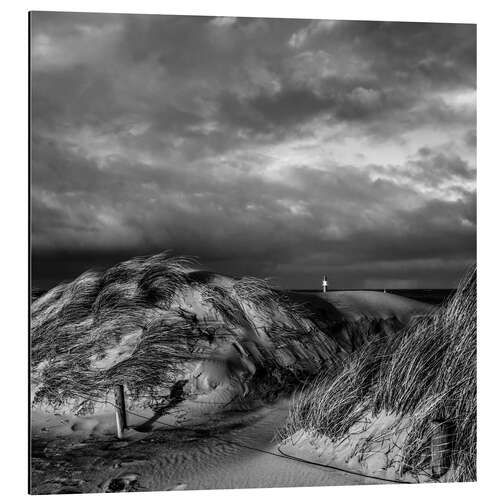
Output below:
[319,290,432,322]
[31,253,431,428]
[280,269,476,483]
[30,253,435,491]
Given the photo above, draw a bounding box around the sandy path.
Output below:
[31,400,383,493]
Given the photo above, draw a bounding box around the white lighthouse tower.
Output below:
[322,275,328,294]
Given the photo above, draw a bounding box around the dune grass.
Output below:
[31,254,205,409]
[281,267,476,482]
[31,252,338,413]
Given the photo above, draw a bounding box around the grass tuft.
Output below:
[281,267,476,482]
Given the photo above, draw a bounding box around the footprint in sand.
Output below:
[102,473,140,493]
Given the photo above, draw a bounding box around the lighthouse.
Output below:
[322,275,328,293]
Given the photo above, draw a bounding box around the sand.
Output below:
[31,399,385,494]
[319,290,433,322]
[280,414,421,484]
[31,275,433,492]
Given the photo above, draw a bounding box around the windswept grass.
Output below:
[282,267,476,482]
[31,252,343,413]
[32,251,439,429]
[32,253,214,409]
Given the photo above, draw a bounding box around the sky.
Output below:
[30,12,476,290]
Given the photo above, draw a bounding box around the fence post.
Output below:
[114,384,127,439]
[430,419,454,479]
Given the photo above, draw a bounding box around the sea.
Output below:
[32,287,454,306]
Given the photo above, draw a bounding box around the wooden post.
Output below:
[114,384,127,439]
[430,419,454,479]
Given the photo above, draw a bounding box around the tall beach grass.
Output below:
[31,252,343,412]
[282,267,476,482]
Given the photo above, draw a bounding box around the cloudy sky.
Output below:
[30,12,476,290]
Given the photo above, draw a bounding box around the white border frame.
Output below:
[2,1,498,499]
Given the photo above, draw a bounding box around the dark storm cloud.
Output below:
[293,21,476,87]
[30,13,476,289]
